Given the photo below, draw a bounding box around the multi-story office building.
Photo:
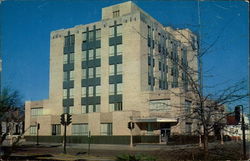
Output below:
[25,1,198,143]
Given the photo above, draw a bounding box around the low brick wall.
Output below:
[24,135,160,145]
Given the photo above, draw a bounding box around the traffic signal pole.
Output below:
[61,113,72,154]
[128,121,134,147]
[63,122,67,154]
[130,129,133,147]
[36,123,40,146]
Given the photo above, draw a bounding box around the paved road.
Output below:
[1,141,248,160]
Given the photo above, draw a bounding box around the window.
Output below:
[69,106,74,114]
[116,102,122,111]
[88,86,94,97]
[82,69,87,79]
[63,89,68,99]
[63,72,68,81]
[83,32,87,42]
[117,44,122,55]
[96,85,101,96]
[89,49,94,60]
[184,101,192,113]
[82,105,87,113]
[69,53,74,63]
[89,68,94,78]
[63,54,68,64]
[63,107,67,113]
[72,124,88,135]
[117,64,122,75]
[147,123,154,135]
[109,26,115,37]
[117,83,122,94]
[117,25,122,36]
[109,102,122,111]
[109,46,115,56]
[52,124,61,135]
[109,104,115,112]
[95,104,100,112]
[89,31,94,41]
[69,88,74,98]
[82,51,87,61]
[30,126,37,135]
[88,105,94,113]
[96,67,101,77]
[69,71,74,80]
[96,29,101,40]
[147,26,151,38]
[185,123,192,135]
[113,10,120,18]
[109,84,115,95]
[149,99,170,111]
[101,123,112,136]
[96,48,101,59]
[159,61,162,70]
[81,87,86,97]
[64,35,74,47]
[31,107,43,116]
[109,65,115,76]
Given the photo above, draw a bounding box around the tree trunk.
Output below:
[203,130,209,160]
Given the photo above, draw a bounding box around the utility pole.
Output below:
[241,106,247,160]
[235,105,247,160]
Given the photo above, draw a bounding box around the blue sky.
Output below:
[1,0,249,109]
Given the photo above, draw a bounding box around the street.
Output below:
[0,141,248,160]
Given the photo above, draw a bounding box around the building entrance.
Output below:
[160,128,170,144]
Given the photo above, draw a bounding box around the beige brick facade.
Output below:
[25,1,198,141]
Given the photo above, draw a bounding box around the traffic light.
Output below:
[128,122,135,130]
[128,122,131,129]
[234,106,241,124]
[61,114,65,125]
[66,114,72,125]
[37,123,40,130]
[131,122,134,129]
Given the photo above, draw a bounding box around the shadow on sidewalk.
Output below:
[3,154,54,160]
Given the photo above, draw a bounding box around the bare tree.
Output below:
[164,27,249,155]
[0,88,23,145]
[132,17,248,158]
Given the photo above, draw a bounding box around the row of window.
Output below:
[81,86,101,97]
[109,25,122,37]
[64,103,121,114]
[82,67,101,79]
[81,24,123,43]
[30,123,112,136]
[82,48,101,61]
[63,53,74,64]
[83,29,101,42]
[63,83,122,99]
[64,45,123,65]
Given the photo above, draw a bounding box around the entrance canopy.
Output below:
[133,118,178,123]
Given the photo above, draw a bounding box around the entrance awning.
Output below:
[133,118,178,123]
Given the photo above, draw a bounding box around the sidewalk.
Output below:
[22,141,198,151]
